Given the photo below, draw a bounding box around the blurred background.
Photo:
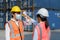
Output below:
[0,0,60,40]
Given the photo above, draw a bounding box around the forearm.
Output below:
[23,21,32,26]
[22,12,37,26]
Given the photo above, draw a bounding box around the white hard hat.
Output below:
[37,8,49,17]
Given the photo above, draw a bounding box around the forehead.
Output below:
[12,12,21,14]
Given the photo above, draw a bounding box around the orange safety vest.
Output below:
[33,22,50,40]
[6,20,24,40]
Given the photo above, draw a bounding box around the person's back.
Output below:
[40,22,50,40]
[35,22,50,40]
[33,8,50,40]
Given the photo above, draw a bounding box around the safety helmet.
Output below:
[37,8,49,17]
[11,6,21,12]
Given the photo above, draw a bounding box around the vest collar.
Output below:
[11,18,19,26]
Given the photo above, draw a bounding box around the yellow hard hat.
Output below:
[11,6,21,12]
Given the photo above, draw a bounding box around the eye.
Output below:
[16,12,20,14]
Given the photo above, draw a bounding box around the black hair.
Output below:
[11,12,15,18]
[37,14,49,29]
[11,12,20,17]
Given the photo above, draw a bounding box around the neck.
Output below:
[13,17,18,21]
[38,20,42,23]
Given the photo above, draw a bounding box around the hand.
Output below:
[22,10,27,17]
[22,10,31,20]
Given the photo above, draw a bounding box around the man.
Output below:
[5,6,31,40]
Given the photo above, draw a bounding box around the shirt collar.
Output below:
[11,18,19,26]
[11,18,18,22]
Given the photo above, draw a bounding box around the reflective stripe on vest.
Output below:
[8,21,23,38]
[48,27,50,40]
[8,21,15,38]
[38,24,42,40]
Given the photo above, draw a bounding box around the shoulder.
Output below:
[47,27,50,32]
[47,27,50,30]
[5,21,9,26]
[34,25,39,32]
[35,24,40,29]
[4,22,9,29]
[4,21,11,28]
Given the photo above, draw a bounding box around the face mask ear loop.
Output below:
[15,14,22,20]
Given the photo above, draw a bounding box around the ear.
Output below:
[12,13,15,17]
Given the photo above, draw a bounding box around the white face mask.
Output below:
[16,14,21,20]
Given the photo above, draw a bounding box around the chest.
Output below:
[10,21,23,32]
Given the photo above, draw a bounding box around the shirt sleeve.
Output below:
[5,23,10,40]
[24,17,37,26]
[23,21,32,26]
[31,18,38,26]
[23,16,32,26]
[33,29,38,40]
